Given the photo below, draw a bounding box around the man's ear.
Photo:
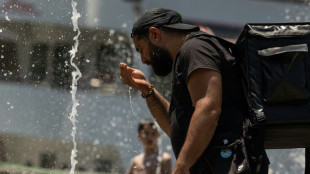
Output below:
[149,27,160,41]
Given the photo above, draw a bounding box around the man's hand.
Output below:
[119,62,152,94]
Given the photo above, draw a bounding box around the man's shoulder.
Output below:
[131,153,144,163]
[161,152,172,161]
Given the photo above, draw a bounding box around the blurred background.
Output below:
[0,0,309,173]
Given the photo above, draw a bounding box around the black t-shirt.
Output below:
[169,31,247,158]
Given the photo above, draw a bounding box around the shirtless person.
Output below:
[126,119,171,174]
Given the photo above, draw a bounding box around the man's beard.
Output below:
[148,42,173,77]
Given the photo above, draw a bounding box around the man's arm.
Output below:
[161,152,172,174]
[119,63,171,136]
[173,68,222,174]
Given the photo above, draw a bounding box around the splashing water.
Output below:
[129,87,137,117]
[68,1,82,174]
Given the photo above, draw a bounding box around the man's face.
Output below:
[138,124,159,149]
[133,35,173,76]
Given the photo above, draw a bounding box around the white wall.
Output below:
[142,0,310,25]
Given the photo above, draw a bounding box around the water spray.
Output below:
[68,0,82,174]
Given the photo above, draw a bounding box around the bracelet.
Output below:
[141,85,154,98]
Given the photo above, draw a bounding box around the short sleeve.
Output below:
[178,36,222,84]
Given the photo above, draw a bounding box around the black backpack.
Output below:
[188,25,310,172]
[235,23,310,149]
[186,32,269,173]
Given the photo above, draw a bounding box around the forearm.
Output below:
[176,108,219,170]
[145,88,171,136]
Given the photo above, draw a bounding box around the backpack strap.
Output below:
[186,33,236,50]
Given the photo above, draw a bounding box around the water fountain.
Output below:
[68,0,82,173]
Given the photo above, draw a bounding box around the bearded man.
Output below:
[120,8,269,174]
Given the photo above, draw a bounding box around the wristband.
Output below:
[141,85,154,98]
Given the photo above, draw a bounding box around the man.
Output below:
[120,8,269,173]
[126,119,171,174]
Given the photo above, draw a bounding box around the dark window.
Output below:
[52,44,71,90]
[96,44,117,83]
[30,44,48,82]
[0,41,19,81]
[94,158,112,172]
[40,153,56,169]
[89,40,134,94]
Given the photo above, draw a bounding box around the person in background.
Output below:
[126,118,172,174]
[120,8,269,173]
